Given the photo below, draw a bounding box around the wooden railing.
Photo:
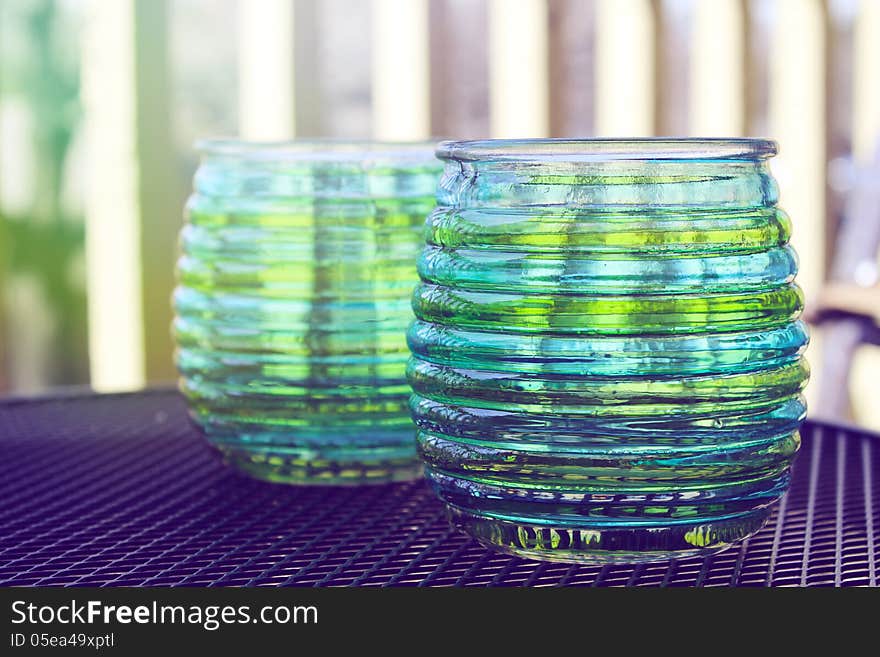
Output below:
[54,0,880,423]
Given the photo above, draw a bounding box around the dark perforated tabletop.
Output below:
[0,390,876,587]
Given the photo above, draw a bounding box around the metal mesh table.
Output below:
[0,390,876,587]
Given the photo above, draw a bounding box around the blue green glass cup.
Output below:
[408,138,809,563]
[175,140,440,484]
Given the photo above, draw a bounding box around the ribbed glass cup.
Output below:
[408,138,809,562]
[175,140,440,484]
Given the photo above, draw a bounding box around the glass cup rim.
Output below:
[436,138,778,163]
[195,138,440,164]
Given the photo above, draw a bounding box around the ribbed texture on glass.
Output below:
[409,139,809,563]
[175,140,441,484]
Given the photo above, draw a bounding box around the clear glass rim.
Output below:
[196,138,440,163]
[436,138,778,162]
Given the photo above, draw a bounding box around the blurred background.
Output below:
[0,0,878,426]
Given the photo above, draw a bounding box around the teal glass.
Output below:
[175,140,440,484]
[408,138,809,563]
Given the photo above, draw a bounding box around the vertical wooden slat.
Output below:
[852,0,880,163]
[744,0,772,136]
[488,0,549,138]
[429,0,490,140]
[292,0,322,137]
[690,0,746,136]
[238,0,296,139]
[652,0,691,136]
[81,0,145,390]
[595,0,655,137]
[372,0,430,140]
[824,0,854,268]
[135,0,180,383]
[547,0,595,137]
[770,0,827,299]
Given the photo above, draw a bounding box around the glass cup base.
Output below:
[448,505,770,565]
[217,445,423,486]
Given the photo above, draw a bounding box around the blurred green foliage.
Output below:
[0,0,88,389]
